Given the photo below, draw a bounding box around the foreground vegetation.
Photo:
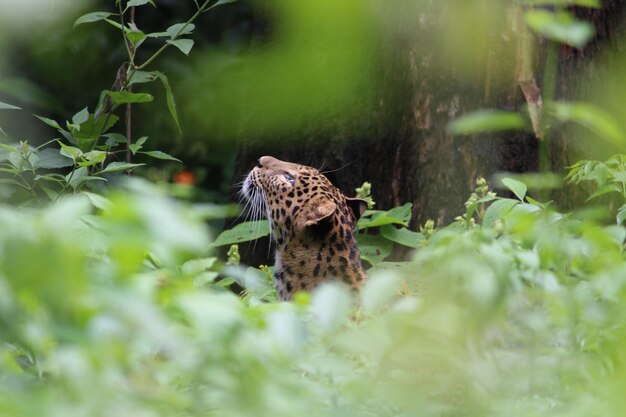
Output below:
[2,1,626,416]
[1,167,626,416]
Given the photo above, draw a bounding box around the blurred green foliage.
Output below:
[1,172,626,416]
[2,1,626,416]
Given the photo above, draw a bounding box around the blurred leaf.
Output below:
[70,114,119,151]
[126,0,156,7]
[152,71,182,132]
[0,78,65,113]
[309,283,351,332]
[34,115,62,130]
[58,142,82,161]
[494,172,562,191]
[182,257,218,275]
[586,184,621,201]
[501,177,528,201]
[78,151,107,167]
[72,107,89,125]
[83,192,112,210]
[548,101,625,147]
[617,204,626,225]
[212,220,271,247]
[357,233,393,265]
[525,10,594,48]
[358,203,412,229]
[106,91,154,105]
[0,143,18,153]
[207,0,238,10]
[128,71,158,85]
[483,198,519,227]
[0,101,21,110]
[129,136,148,155]
[380,225,425,249]
[126,30,146,46]
[103,133,127,145]
[360,272,402,312]
[36,148,73,169]
[524,0,600,7]
[166,23,195,37]
[166,39,194,55]
[604,225,626,246]
[98,162,145,174]
[140,150,181,162]
[73,11,115,28]
[448,110,526,135]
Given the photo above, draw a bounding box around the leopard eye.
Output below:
[284,173,295,185]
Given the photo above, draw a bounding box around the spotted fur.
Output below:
[241,156,368,301]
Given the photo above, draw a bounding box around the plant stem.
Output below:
[119,2,136,67]
[135,0,212,70]
[126,6,136,165]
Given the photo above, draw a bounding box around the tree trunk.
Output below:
[232,1,625,265]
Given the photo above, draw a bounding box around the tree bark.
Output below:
[233,1,626,266]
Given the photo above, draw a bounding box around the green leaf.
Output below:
[98,162,145,174]
[357,234,393,266]
[72,107,89,125]
[309,283,351,332]
[74,11,115,28]
[181,257,218,275]
[604,225,626,246]
[483,199,519,228]
[617,204,626,225]
[66,166,88,189]
[58,141,82,161]
[547,102,625,147]
[212,220,271,247]
[166,39,194,55]
[380,225,425,249]
[106,91,154,105]
[140,150,181,162]
[128,71,158,85]
[127,0,155,7]
[360,273,402,313]
[166,23,195,38]
[126,30,146,46]
[358,203,412,230]
[207,0,238,10]
[152,71,181,133]
[83,191,112,210]
[586,184,621,201]
[524,0,600,7]
[525,10,594,49]
[70,114,119,151]
[0,101,21,110]
[129,136,148,155]
[36,148,74,169]
[501,177,527,201]
[104,18,128,32]
[34,115,62,130]
[0,143,18,153]
[78,151,107,167]
[448,110,526,135]
[103,133,127,145]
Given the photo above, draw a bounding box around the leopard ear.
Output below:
[295,199,337,230]
[346,197,368,220]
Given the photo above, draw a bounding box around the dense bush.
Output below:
[1,172,625,416]
[2,1,626,416]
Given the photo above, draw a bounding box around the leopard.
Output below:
[241,156,368,301]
